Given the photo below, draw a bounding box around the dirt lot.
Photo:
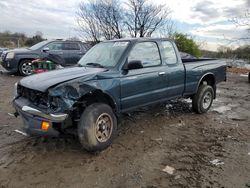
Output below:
[0,67,249,188]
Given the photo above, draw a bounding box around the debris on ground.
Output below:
[152,137,163,144]
[8,112,15,117]
[14,129,28,136]
[210,159,224,166]
[240,74,248,78]
[162,165,175,175]
[174,175,181,180]
[169,120,185,127]
[165,104,173,108]
[212,106,231,114]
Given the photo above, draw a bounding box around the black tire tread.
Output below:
[192,85,214,114]
[78,103,117,152]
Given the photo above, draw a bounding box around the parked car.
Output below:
[0,47,8,56]
[1,40,89,76]
[13,38,227,152]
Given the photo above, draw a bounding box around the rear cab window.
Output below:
[161,41,177,65]
[128,42,161,68]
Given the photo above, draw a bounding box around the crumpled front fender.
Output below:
[48,81,97,112]
[48,78,118,113]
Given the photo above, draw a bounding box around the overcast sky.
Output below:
[0,0,249,51]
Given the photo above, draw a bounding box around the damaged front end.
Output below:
[13,84,72,137]
[13,80,101,136]
[48,82,95,113]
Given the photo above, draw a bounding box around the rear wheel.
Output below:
[19,60,33,76]
[78,103,117,152]
[192,85,214,114]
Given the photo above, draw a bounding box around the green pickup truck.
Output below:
[13,38,227,152]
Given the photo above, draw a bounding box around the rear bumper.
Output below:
[13,97,68,137]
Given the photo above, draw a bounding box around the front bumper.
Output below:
[13,97,68,137]
[1,58,19,72]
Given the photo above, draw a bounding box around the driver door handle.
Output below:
[158,72,166,76]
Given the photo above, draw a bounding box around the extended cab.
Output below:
[13,38,226,151]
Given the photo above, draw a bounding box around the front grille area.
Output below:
[18,85,48,107]
[1,53,6,61]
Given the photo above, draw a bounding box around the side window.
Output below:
[46,42,63,50]
[63,43,80,50]
[128,42,161,67]
[162,41,177,65]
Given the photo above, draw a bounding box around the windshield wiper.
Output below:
[86,62,105,68]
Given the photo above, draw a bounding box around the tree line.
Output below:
[0,31,45,48]
[217,45,250,62]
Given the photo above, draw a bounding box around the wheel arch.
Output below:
[196,73,216,98]
[18,58,35,65]
[76,89,118,113]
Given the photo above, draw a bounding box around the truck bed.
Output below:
[183,59,227,96]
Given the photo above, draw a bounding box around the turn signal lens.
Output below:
[41,121,50,131]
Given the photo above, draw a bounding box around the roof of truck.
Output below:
[107,37,171,42]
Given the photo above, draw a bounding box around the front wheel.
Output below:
[192,85,214,114]
[19,60,33,76]
[78,103,117,152]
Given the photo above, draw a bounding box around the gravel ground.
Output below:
[0,66,249,188]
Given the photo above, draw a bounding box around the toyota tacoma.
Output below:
[13,38,227,152]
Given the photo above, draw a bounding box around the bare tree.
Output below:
[77,0,172,42]
[77,0,123,42]
[159,19,176,39]
[77,2,102,43]
[124,0,171,37]
[230,9,250,41]
[93,0,123,39]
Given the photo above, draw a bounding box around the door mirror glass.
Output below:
[127,60,143,70]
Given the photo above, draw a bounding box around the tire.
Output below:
[19,60,33,76]
[248,72,250,83]
[192,85,214,114]
[78,103,117,152]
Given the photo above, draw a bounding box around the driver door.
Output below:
[120,42,168,110]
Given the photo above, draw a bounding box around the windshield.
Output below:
[29,40,48,50]
[78,41,129,68]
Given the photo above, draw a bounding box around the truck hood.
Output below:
[6,48,30,54]
[19,66,106,92]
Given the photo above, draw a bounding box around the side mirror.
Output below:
[126,60,143,70]
[42,47,50,52]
